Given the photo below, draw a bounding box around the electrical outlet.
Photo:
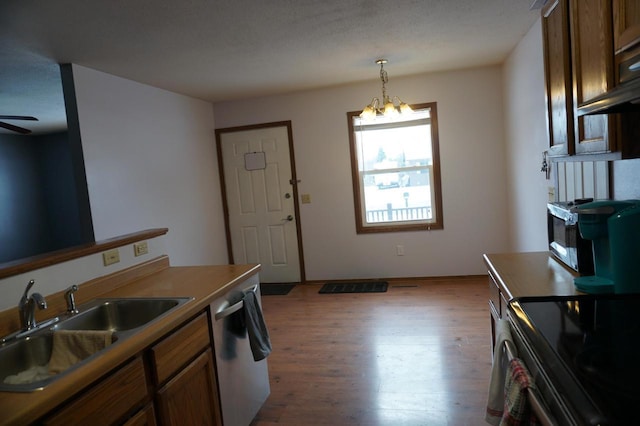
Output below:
[134,241,149,257]
[396,245,405,256]
[103,249,120,266]
[301,194,311,204]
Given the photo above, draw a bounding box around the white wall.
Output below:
[502,18,550,252]
[214,66,509,279]
[0,235,167,311]
[71,65,228,266]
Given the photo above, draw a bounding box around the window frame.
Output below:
[347,102,444,234]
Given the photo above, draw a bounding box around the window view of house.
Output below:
[348,102,443,233]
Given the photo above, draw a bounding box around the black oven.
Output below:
[508,295,640,425]
[547,200,594,275]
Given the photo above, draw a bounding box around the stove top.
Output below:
[510,294,640,425]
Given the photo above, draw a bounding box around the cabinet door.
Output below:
[156,349,222,426]
[613,0,640,53]
[570,0,617,154]
[542,0,575,156]
[123,404,157,426]
[44,357,148,426]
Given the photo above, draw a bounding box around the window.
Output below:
[347,102,443,234]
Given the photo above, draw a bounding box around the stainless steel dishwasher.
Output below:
[210,274,270,426]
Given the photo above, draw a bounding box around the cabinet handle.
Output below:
[213,285,258,321]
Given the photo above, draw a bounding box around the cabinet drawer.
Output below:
[45,357,147,426]
[150,312,210,385]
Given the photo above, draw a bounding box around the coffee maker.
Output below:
[573,200,640,294]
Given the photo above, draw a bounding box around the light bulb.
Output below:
[383,101,397,116]
[399,102,413,114]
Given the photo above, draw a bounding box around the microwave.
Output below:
[547,201,594,275]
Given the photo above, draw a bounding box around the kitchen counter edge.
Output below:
[483,251,580,301]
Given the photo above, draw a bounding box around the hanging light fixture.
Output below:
[360,59,413,120]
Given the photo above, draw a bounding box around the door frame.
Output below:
[215,120,305,283]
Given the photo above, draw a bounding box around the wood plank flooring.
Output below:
[251,277,491,426]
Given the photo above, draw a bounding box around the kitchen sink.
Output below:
[0,297,191,392]
[54,298,189,333]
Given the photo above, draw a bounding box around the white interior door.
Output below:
[219,124,301,283]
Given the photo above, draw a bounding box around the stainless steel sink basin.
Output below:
[54,298,188,333]
[0,297,191,392]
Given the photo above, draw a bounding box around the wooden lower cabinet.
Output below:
[156,350,220,426]
[150,312,222,426]
[44,357,148,426]
[40,311,222,426]
[149,313,210,385]
[123,404,157,426]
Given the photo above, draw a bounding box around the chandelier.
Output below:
[360,59,413,119]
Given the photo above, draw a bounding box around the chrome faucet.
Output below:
[19,279,47,331]
[65,284,79,314]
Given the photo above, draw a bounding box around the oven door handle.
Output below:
[214,285,259,321]
[504,340,556,426]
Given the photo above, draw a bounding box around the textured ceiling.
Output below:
[0,0,540,134]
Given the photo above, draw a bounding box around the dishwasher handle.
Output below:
[214,285,259,321]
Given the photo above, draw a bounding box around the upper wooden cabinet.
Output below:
[542,0,574,156]
[613,0,640,53]
[569,0,617,155]
[542,0,628,157]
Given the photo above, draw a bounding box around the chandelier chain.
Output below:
[360,58,412,119]
[379,62,389,104]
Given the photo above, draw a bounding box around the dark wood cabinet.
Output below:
[570,0,617,155]
[123,404,158,426]
[40,311,222,426]
[150,313,222,426]
[156,350,220,426]
[542,0,640,158]
[44,357,149,426]
[542,0,574,157]
[613,0,640,53]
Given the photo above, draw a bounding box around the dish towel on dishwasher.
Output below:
[500,358,540,425]
[243,290,272,361]
[485,319,513,425]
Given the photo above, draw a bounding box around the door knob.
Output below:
[283,215,294,221]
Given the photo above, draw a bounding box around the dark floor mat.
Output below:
[260,284,295,295]
[319,281,388,294]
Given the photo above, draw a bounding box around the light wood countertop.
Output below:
[0,258,260,425]
[483,251,581,300]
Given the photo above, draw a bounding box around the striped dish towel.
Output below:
[500,358,541,426]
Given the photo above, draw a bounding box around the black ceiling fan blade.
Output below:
[0,115,38,121]
[0,121,32,134]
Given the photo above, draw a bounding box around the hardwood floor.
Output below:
[251,277,491,426]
